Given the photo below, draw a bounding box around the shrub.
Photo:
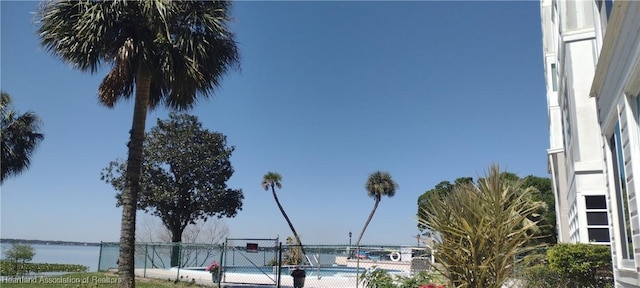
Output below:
[0,261,88,276]
[546,243,613,288]
[360,267,395,288]
[522,264,567,288]
[420,165,546,288]
[360,267,446,288]
[2,243,35,276]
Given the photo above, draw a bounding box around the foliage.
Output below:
[522,264,567,288]
[420,164,546,288]
[205,260,220,275]
[359,268,446,288]
[356,171,398,246]
[418,174,556,245]
[0,92,44,183]
[3,243,35,263]
[283,237,303,265]
[520,176,556,245]
[546,243,613,288]
[416,178,473,232]
[102,113,243,233]
[38,0,240,285]
[102,113,242,266]
[0,272,205,287]
[0,261,87,276]
[396,271,446,288]
[262,172,307,258]
[2,243,35,276]
[360,268,395,288]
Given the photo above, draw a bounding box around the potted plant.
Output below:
[205,260,221,283]
[291,267,306,288]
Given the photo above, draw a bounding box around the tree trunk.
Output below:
[356,197,380,246]
[170,226,183,267]
[271,186,307,260]
[118,66,151,288]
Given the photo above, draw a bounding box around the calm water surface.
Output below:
[0,243,100,272]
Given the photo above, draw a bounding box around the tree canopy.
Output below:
[1,92,44,183]
[418,174,556,245]
[38,1,240,285]
[102,113,243,243]
[356,171,398,246]
[417,177,473,232]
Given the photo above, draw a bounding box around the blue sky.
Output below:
[1,1,548,245]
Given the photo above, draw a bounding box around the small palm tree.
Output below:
[1,92,44,183]
[355,171,398,246]
[262,172,307,261]
[38,2,239,286]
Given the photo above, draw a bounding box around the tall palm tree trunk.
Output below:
[356,197,380,246]
[270,186,308,261]
[118,67,151,288]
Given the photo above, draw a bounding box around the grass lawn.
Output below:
[0,272,213,287]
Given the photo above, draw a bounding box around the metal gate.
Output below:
[222,238,280,285]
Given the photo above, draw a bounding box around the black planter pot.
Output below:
[291,269,306,288]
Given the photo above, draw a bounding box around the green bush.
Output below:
[522,264,567,288]
[546,243,613,288]
[359,267,446,288]
[360,268,395,288]
[0,260,88,276]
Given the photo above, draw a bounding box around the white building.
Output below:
[541,0,610,245]
[541,0,640,286]
[589,1,640,285]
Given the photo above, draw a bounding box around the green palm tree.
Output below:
[262,172,307,262]
[37,2,239,286]
[1,92,44,183]
[355,171,398,246]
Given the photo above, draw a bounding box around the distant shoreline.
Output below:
[0,238,101,247]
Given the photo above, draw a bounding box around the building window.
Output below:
[551,63,558,91]
[609,122,634,259]
[585,195,610,242]
[587,228,611,243]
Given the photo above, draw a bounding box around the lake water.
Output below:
[0,243,100,272]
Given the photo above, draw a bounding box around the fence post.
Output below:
[97,242,103,272]
[175,243,181,283]
[356,245,360,288]
[277,242,283,288]
[143,244,148,277]
[218,242,225,286]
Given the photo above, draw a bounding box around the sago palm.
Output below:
[356,171,398,246]
[37,2,239,287]
[0,92,44,183]
[262,172,307,262]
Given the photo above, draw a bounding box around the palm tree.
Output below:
[355,171,398,246]
[37,2,239,287]
[262,172,307,261]
[1,92,44,183]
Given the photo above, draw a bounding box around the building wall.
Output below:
[590,1,640,285]
[540,0,610,245]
